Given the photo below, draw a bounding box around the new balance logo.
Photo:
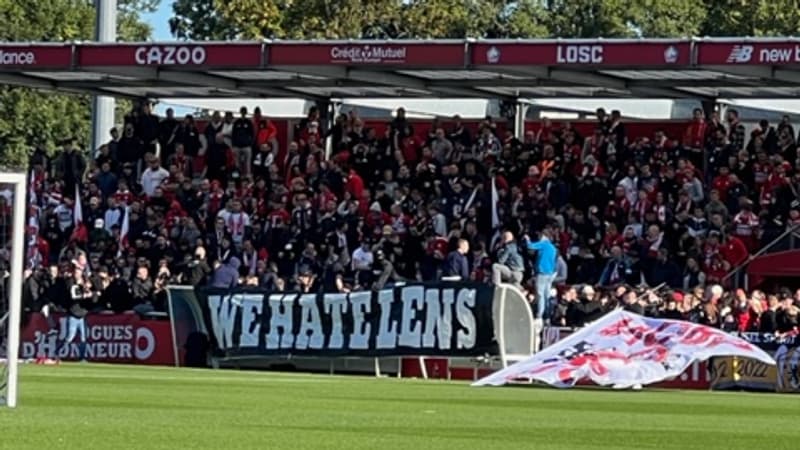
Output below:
[727,45,753,63]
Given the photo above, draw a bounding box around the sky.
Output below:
[141,0,176,41]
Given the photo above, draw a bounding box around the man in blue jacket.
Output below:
[524,225,559,320]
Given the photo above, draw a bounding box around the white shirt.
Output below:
[53,204,74,231]
[352,247,373,271]
[140,167,170,197]
[217,209,251,245]
[104,208,122,232]
[432,213,447,237]
[618,177,638,205]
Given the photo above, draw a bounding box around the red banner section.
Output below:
[78,43,262,67]
[697,40,800,65]
[0,45,72,69]
[20,313,175,366]
[268,42,465,66]
[472,41,691,66]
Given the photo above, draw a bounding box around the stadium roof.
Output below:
[2,38,800,100]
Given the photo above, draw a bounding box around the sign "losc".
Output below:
[556,45,604,64]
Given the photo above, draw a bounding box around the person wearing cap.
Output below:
[294,264,317,293]
[524,224,559,321]
[371,248,405,290]
[491,231,524,286]
[569,284,603,327]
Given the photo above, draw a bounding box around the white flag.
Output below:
[118,206,130,257]
[73,185,83,227]
[473,309,775,389]
[490,176,499,229]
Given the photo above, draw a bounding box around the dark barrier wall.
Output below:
[190,283,497,358]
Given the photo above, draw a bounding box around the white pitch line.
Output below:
[25,372,336,384]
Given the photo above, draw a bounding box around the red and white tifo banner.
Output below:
[473,310,774,388]
[20,313,175,366]
[542,326,711,389]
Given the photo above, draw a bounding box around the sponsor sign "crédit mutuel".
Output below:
[330,45,407,63]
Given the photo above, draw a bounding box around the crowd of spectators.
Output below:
[3,99,800,337]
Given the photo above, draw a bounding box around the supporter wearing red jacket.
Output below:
[345,167,365,201]
[520,165,541,195]
[719,233,749,269]
[711,166,733,202]
[683,108,708,150]
[731,200,760,251]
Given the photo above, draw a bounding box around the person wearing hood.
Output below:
[210,256,241,288]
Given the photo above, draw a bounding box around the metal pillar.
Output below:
[90,0,117,154]
[513,101,528,138]
[700,98,717,119]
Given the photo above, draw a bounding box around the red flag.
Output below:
[71,185,88,243]
[117,206,130,257]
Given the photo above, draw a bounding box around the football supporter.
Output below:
[8,99,800,338]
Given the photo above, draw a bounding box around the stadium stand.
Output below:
[7,100,800,336]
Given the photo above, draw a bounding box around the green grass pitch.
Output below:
[2,363,799,449]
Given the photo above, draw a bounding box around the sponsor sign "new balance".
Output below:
[727,44,800,64]
[0,51,35,65]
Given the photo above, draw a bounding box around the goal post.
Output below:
[1,173,28,408]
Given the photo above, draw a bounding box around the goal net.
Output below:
[0,173,28,408]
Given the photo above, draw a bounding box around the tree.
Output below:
[500,1,550,39]
[544,0,633,38]
[170,0,240,41]
[0,0,153,169]
[280,0,404,39]
[701,0,800,36]
[169,0,549,40]
[629,0,707,38]
[544,0,706,38]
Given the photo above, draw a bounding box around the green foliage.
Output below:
[701,0,800,36]
[0,0,153,169]
[170,0,240,41]
[169,0,714,41]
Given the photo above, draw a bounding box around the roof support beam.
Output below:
[240,85,328,101]
[773,68,800,85]
[86,66,159,79]
[629,86,695,99]
[429,85,511,99]
[158,70,239,90]
[347,69,428,91]
[272,65,348,79]
[476,66,551,79]
[705,65,775,81]
[0,73,55,89]
[549,69,628,90]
